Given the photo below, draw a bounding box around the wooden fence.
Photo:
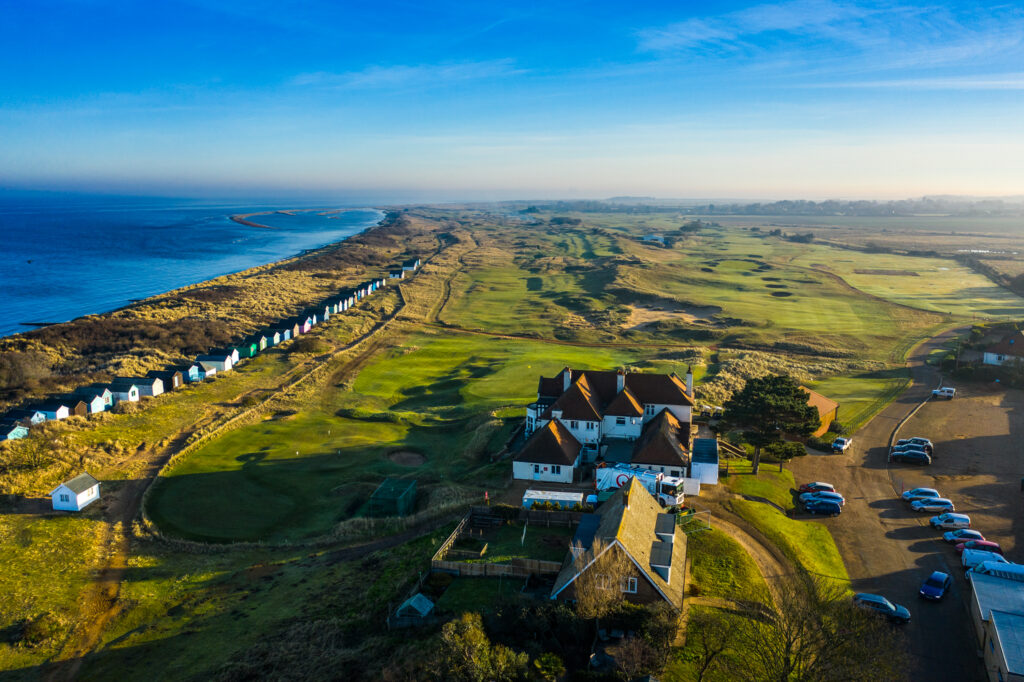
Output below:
[432,558,563,578]
[432,513,470,563]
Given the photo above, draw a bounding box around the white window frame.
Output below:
[616,417,626,425]
[534,464,541,474]
[551,465,561,475]
[622,577,638,593]
[570,420,579,429]
[60,493,69,502]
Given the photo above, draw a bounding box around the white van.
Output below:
[968,562,1024,583]
[930,512,971,530]
[962,549,1008,571]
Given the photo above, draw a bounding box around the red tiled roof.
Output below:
[631,410,690,467]
[514,420,581,466]
[551,375,602,421]
[624,373,694,407]
[986,331,1024,357]
[799,386,839,419]
[604,387,644,417]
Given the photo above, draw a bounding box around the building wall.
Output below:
[691,461,719,485]
[555,417,601,449]
[642,403,692,425]
[554,546,673,607]
[513,460,574,483]
[983,619,1024,682]
[811,407,838,438]
[139,380,163,397]
[52,484,99,511]
[601,415,642,439]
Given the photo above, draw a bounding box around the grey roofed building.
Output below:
[989,610,1024,677]
[62,472,100,495]
[395,593,434,618]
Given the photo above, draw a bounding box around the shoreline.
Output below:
[3,207,388,341]
[229,207,355,230]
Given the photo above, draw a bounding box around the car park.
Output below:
[919,571,952,600]
[956,540,1002,555]
[799,491,846,506]
[911,497,955,513]
[892,450,931,465]
[804,500,842,517]
[931,513,971,530]
[798,481,835,493]
[901,487,940,502]
[962,549,1009,571]
[943,528,984,543]
[853,593,911,623]
[896,437,934,453]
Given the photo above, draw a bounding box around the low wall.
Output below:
[432,558,562,578]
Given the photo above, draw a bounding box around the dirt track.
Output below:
[789,327,990,682]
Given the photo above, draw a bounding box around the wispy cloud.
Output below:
[637,0,870,53]
[837,73,1024,90]
[291,59,525,89]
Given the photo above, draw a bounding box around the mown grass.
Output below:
[723,458,797,511]
[809,368,911,434]
[686,527,770,604]
[463,523,575,564]
[728,499,849,586]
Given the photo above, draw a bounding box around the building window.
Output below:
[597,573,611,590]
[570,421,579,429]
[645,405,654,415]
[586,422,594,430]
[59,494,69,502]
[622,577,638,593]
[616,417,625,425]
[552,465,561,475]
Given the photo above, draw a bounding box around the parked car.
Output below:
[919,571,952,600]
[892,450,931,465]
[911,497,955,513]
[891,443,929,455]
[956,540,1002,555]
[944,528,984,543]
[800,491,846,506]
[804,500,842,517]
[799,481,835,493]
[932,387,955,399]
[831,437,852,453]
[853,593,911,623]
[901,487,940,502]
[962,549,1009,571]
[931,513,971,530]
[897,437,934,453]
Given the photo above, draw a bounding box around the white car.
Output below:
[901,487,940,502]
[800,491,846,507]
[931,513,971,530]
[831,437,852,453]
[911,497,955,513]
[962,549,1009,571]
[932,387,955,399]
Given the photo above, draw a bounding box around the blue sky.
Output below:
[2,1,1024,200]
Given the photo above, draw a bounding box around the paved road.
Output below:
[790,326,985,682]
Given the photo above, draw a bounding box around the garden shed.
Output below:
[368,478,417,517]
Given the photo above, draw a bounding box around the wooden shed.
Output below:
[800,386,840,438]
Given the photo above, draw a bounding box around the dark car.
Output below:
[804,500,842,517]
[854,593,911,623]
[892,450,931,465]
[919,571,952,600]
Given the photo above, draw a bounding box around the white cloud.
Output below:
[291,59,525,89]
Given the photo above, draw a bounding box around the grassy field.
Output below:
[7,206,1023,678]
[686,527,770,604]
[464,523,575,564]
[723,459,797,511]
[435,576,526,614]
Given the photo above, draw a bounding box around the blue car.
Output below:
[804,500,842,517]
[919,571,952,600]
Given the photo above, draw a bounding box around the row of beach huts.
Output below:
[0,258,422,442]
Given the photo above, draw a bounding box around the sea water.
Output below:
[0,195,383,337]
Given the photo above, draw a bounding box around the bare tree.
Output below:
[570,538,632,628]
[685,607,736,682]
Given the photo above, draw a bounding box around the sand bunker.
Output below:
[388,451,425,467]
[622,303,721,331]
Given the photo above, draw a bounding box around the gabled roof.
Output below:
[73,385,111,397]
[197,353,232,362]
[51,472,100,496]
[147,369,182,379]
[631,409,689,467]
[396,593,434,618]
[991,610,1024,674]
[550,375,602,421]
[800,386,839,418]
[36,399,70,410]
[624,372,694,407]
[538,375,564,399]
[604,386,643,417]
[6,408,44,418]
[1,420,27,433]
[987,331,1024,357]
[551,478,686,607]
[111,377,155,387]
[515,420,581,466]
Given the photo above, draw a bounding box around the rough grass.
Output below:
[435,577,526,614]
[462,523,575,564]
[0,514,105,668]
[686,527,770,604]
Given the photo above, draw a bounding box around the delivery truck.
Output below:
[595,463,685,507]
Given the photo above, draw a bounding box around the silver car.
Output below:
[911,497,954,513]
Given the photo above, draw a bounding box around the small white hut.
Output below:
[50,473,101,511]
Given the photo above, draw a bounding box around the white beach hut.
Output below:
[50,473,101,511]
